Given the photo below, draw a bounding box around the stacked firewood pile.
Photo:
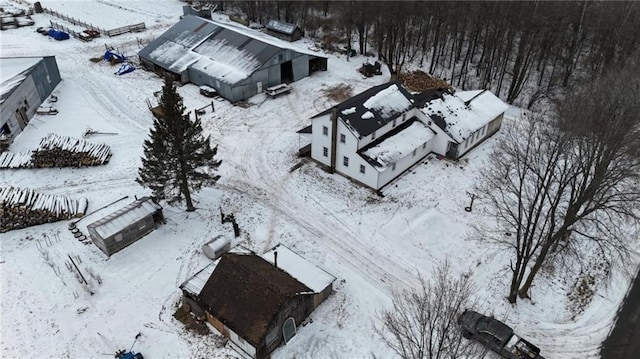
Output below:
[0,187,88,232]
[0,133,112,169]
[399,70,454,92]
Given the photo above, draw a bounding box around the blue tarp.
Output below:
[104,50,126,63]
[115,63,135,75]
[48,29,70,41]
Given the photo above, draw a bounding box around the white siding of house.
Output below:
[413,111,453,157]
[333,121,364,179]
[310,114,332,166]
[227,326,257,357]
[457,122,490,158]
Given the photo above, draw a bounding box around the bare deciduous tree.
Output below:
[477,63,640,303]
[376,262,483,359]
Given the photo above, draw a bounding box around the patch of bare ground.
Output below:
[322,84,353,102]
[173,305,210,336]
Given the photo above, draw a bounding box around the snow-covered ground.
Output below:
[1,1,636,358]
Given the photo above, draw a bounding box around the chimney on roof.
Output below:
[274,250,278,268]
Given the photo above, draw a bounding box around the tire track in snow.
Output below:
[219,122,415,291]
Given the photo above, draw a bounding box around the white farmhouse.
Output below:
[297,82,508,191]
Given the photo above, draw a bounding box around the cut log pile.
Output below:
[399,70,454,92]
[0,133,112,169]
[0,187,88,232]
[0,151,33,168]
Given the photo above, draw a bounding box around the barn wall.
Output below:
[312,283,333,308]
[35,57,61,98]
[206,316,257,358]
[1,57,60,140]
[87,227,109,254]
[97,215,156,256]
[291,55,309,82]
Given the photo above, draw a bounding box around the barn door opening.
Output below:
[446,142,458,159]
[15,107,28,129]
[280,61,293,83]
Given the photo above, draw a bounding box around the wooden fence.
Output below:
[49,20,83,40]
[42,7,145,37]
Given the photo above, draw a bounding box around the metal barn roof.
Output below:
[138,16,325,85]
[265,20,299,35]
[87,197,161,239]
[0,57,43,104]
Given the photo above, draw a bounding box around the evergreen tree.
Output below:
[137,75,221,212]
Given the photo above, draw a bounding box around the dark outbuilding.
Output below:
[87,197,163,256]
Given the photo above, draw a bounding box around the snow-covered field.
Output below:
[0,1,635,358]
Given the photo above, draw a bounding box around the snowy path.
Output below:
[1,3,633,359]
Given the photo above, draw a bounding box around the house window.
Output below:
[46,75,51,83]
[340,133,346,143]
[482,125,486,136]
[323,147,328,157]
[413,148,417,157]
[392,163,396,171]
[422,142,426,149]
[114,233,123,242]
[23,99,29,109]
[343,156,349,167]
[322,126,328,135]
[392,119,397,127]
[278,54,284,61]
[360,164,365,174]
[371,131,376,140]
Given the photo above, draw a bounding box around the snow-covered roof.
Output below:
[421,90,507,143]
[265,20,299,35]
[261,244,335,293]
[312,82,415,138]
[362,120,435,168]
[87,197,161,239]
[0,57,42,104]
[138,16,325,85]
[180,247,252,296]
[180,262,217,296]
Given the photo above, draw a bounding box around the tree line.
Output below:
[221,1,639,107]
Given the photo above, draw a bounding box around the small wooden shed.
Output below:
[87,197,163,256]
[265,20,302,42]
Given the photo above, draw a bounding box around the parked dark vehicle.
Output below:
[458,310,544,359]
[199,85,218,98]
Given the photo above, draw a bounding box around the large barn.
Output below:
[138,15,327,103]
[0,56,60,146]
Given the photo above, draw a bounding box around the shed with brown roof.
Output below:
[188,248,334,359]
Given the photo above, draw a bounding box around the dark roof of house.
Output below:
[265,20,299,35]
[199,252,311,347]
[311,81,416,137]
[296,124,312,134]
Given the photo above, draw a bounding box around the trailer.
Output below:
[265,83,291,98]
